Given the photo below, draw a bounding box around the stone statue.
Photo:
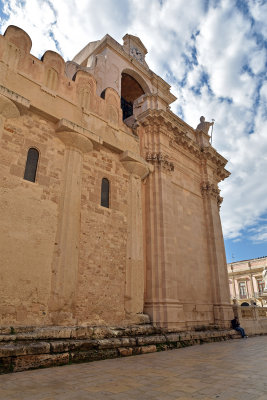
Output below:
[262,267,267,291]
[196,116,214,135]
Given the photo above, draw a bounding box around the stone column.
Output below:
[143,154,186,330]
[201,181,233,327]
[50,129,93,324]
[120,151,150,318]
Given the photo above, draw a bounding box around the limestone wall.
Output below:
[0,26,149,327]
[0,111,64,325]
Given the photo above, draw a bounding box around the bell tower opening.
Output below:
[121,72,145,120]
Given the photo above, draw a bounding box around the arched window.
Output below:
[24,148,39,182]
[101,178,110,208]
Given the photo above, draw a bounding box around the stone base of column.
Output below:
[213,304,234,328]
[144,300,186,331]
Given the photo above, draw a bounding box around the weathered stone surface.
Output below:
[70,326,95,339]
[12,353,69,372]
[0,335,17,342]
[92,327,114,339]
[140,345,156,354]
[136,335,166,345]
[15,327,73,341]
[0,326,244,373]
[121,337,136,347]
[98,338,123,349]
[166,333,180,342]
[50,339,97,353]
[118,347,133,356]
[70,348,118,363]
[124,325,158,336]
[0,357,13,373]
[0,342,50,357]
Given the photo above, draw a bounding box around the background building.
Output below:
[228,256,267,306]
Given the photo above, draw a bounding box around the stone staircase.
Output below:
[0,324,240,374]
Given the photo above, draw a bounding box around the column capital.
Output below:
[120,150,152,179]
[0,93,21,119]
[201,181,223,209]
[56,130,93,153]
[55,118,103,153]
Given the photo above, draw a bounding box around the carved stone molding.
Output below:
[146,152,174,172]
[137,109,195,139]
[201,146,229,169]
[201,182,223,209]
[0,85,30,109]
[171,135,201,159]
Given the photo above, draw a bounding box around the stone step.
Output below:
[0,325,241,374]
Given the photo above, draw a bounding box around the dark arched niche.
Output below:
[241,302,250,307]
[121,70,149,120]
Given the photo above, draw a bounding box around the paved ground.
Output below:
[0,336,267,400]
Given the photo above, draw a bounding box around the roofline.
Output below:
[227,255,267,265]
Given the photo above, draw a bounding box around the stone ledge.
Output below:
[0,325,243,374]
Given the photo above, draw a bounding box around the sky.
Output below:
[0,0,267,263]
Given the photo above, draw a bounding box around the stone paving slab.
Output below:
[0,336,266,399]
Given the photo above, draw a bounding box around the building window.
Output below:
[101,178,110,208]
[239,281,247,299]
[24,148,39,182]
[257,279,265,294]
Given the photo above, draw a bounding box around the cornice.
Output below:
[228,267,265,277]
[171,135,201,159]
[201,147,230,181]
[201,146,227,168]
[0,84,30,108]
[137,109,230,182]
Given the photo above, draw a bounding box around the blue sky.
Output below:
[1,0,267,263]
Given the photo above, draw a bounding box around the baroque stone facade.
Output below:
[0,26,232,331]
[228,256,267,306]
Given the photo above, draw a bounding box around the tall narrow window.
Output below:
[239,281,247,299]
[101,178,110,208]
[24,148,39,182]
[257,279,265,294]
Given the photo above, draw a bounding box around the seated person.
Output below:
[231,316,248,338]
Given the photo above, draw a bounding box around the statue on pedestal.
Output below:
[196,116,214,135]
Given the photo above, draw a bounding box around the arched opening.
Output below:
[241,302,250,307]
[121,72,145,120]
[24,148,39,183]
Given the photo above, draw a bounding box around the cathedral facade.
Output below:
[0,26,232,330]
